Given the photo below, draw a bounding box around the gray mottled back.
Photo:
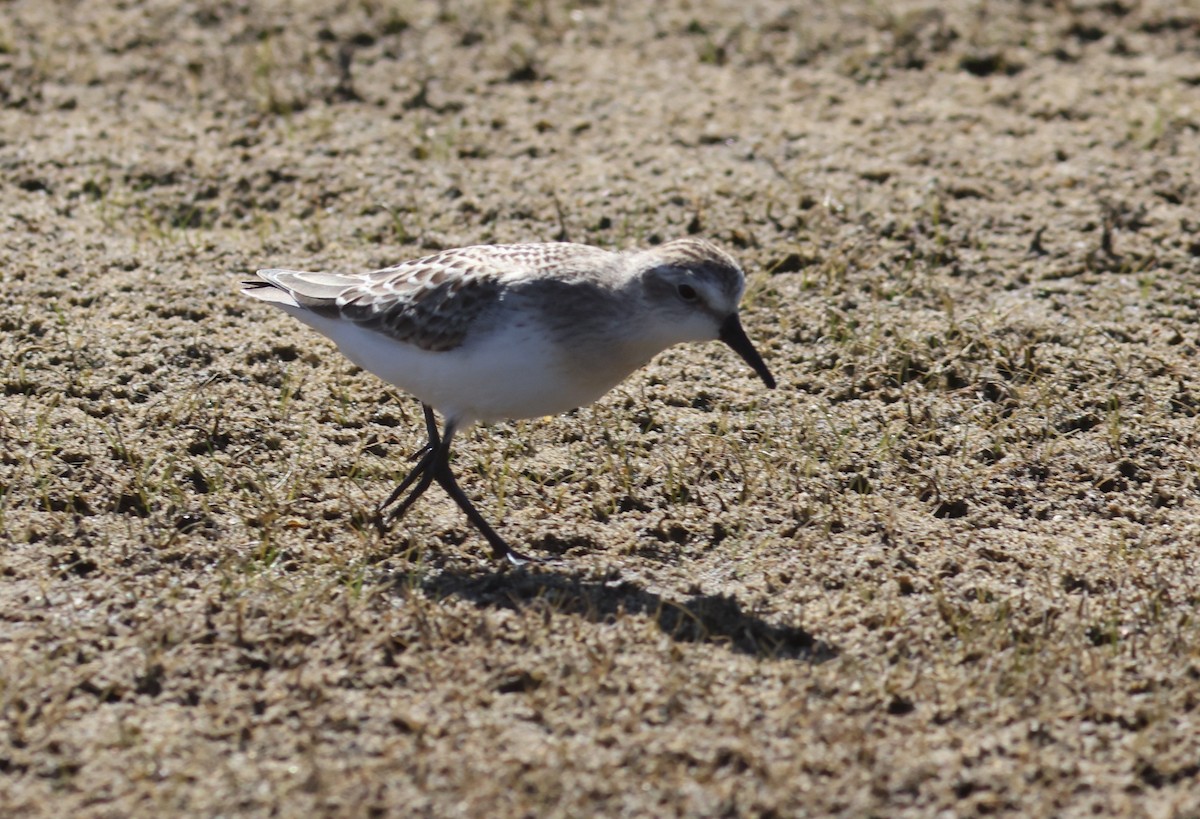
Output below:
[259,243,620,352]
[250,240,749,355]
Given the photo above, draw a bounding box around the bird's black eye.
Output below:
[677,284,698,302]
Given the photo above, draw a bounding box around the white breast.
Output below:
[280,306,638,426]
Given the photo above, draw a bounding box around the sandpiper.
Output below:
[243,238,776,564]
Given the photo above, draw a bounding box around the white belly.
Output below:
[282,307,632,426]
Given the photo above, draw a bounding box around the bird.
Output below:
[242,238,776,565]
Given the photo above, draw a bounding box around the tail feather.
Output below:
[243,268,360,310]
[240,273,301,308]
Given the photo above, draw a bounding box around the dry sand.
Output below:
[3,0,1200,815]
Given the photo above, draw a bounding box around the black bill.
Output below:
[719,313,776,390]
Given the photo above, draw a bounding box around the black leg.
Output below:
[432,420,539,566]
[376,405,441,527]
[420,403,439,448]
[378,406,540,566]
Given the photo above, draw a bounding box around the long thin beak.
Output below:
[719,314,776,389]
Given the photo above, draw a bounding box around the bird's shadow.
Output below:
[415,564,836,662]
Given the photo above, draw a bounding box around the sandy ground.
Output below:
[3,0,1200,815]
